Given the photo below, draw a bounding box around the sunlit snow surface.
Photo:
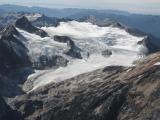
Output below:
[17,28,68,62]
[25,13,42,21]
[18,21,147,91]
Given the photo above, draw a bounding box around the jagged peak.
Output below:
[1,24,19,39]
[15,16,48,37]
[15,16,35,31]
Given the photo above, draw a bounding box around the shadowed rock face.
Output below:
[102,49,112,57]
[54,36,72,43]
[0,96,22,120]
[138,36,160,54]
[33,55,69,70]
[9,52,160,120]
[54,35,82,59]
[0,25,31,74]
[15,16,48,37]
[0,25,32,98]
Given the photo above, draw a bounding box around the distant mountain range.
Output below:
[0,4,160,38]
[0,4,130,17]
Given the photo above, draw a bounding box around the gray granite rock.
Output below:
[8,52,160,120]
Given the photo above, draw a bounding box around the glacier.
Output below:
[17,21,147,91]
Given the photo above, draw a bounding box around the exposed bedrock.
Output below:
[102,49,112,57]
[0,24,31,74]
[54,35,82,59]
[32,55,69,70]
[9,52,160,120]
[15,16,48,37]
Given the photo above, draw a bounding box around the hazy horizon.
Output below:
[0,0,160,15]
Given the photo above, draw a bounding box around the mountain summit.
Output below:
[15,16,48,37]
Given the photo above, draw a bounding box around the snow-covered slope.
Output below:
[16,21,147,91]
[25,13,42,22]
[42,21,147,55]
[17,28,68,63]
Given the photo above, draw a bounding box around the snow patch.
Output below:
[25,13,42,21]
[154,62,160,66]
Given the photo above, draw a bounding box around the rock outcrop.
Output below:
[102,49,112,57]
[54,35,82,59]
[15,16,48,37]
[33,55,69,70]
[0,24,31,74]
[138,36,160,54]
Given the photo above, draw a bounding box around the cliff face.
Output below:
[15,16,48,37]
[0,24,31,74]
[9,52,160,120]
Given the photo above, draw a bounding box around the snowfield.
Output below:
[17,28,68,62]
[42,21,147,55]
[25,13,42,21]
[17,21,147,91]
[31,53,139,90]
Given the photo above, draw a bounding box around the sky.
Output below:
[0,0,160,15]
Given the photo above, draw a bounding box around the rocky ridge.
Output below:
[15,16,48,37]
[7,52,160,120]
[0,24,30,74]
